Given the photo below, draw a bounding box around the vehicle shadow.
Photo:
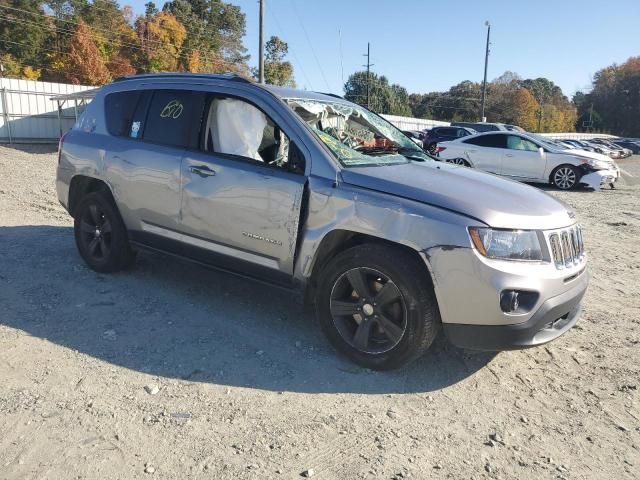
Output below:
[0,143,58,154]
[0,225,496,395]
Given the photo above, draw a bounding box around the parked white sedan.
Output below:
[437,131,620,190]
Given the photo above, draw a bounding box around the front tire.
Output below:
[74,191,135,273]
[446,158,471,167]
[551,165,580,190]
[315,244,440,370]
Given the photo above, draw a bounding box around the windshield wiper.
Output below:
[396,146,429,161]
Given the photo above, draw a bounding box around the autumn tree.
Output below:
[66,20,110,85]
[512,88,539,131]
[136,11,186,72]
[162,0,249,73]
[577,56,640,136]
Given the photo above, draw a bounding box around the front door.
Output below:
[500,135,547,180]
[179,96,307,280]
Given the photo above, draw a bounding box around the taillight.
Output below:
[436,146,447,153]
[57,131,67,164]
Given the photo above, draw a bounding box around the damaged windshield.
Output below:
[284,98,430,167]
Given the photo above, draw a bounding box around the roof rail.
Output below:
[113,73,254,84]
[318,92,344,100]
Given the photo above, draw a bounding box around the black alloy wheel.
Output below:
[329,267,407,354]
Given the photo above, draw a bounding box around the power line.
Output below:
[0,10,238,71]
[289,0,331,92]
[264,0,312,88]
[0,4,238,70]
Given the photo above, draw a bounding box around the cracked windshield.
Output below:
[285,98,430,166]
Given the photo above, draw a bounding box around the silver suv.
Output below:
[56,74,589,370]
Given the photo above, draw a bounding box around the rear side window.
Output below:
[143,90,206,149]
[464,134,507,148]
[105,91,141,137]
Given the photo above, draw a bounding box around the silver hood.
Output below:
[340,160,576,230]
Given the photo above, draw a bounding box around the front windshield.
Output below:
[529,134,564,150]
[284,98,431,166]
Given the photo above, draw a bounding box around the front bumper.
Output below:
[443,269,588,350]
[580,168,619,190]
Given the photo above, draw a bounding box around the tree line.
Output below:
[345,57,640,136]
[0,0,294,86]
[1,1,638,135]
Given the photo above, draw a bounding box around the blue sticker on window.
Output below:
[130,121,141,138]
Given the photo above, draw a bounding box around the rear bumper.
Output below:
[443,270,588,351]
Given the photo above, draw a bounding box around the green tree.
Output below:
[259,35,295,87]
[0,0,52,67]
[587,57,640,136]
[163,0,249,73]
[344,71,411,115]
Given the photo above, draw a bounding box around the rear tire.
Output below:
[551,165,580,190]
[315,244,440,370]
[74,191,136,273]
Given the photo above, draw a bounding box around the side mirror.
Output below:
[538,147,545,157]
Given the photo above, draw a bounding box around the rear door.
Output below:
[501,135,547,180]
[103,89,205,232]
[179,94,308,282]
[460,133,507,173]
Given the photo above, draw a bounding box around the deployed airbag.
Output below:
[211,99,268,161]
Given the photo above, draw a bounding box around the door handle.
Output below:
[189,165,216,178]
[505,153,514,157]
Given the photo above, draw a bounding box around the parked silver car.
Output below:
[56,74,589,369]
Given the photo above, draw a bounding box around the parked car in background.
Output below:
[504,124,526,132]
[589,139,631,158]
[56,73,590,369]
[437,131,619,190]
[582,140,618,158]
[559,139,599,153]
[423,126,477,153]
[451,121,509,132]
[402,130,425,146]
[614,139,640,154]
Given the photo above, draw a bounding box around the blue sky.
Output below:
[128,0,640,98]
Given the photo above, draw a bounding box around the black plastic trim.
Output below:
[129,230,296,291]
[443,271,589,351]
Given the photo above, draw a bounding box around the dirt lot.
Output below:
[0,144,638,480]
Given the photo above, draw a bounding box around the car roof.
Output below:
[113,73,348,104]
[264,85,347,103]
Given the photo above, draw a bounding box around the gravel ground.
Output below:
[0,144,638,480]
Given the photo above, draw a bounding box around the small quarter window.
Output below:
[105,91,141,137]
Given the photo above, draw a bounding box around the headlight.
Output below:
[468,227,543,261]
[575,156,608,170]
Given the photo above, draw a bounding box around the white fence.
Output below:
[381,114,450,131]
[0,78,93,143]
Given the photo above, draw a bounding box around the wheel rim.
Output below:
[448,158,467,166]
[554,167,576,189]
[79,203,112,261]
[329,267,407,354]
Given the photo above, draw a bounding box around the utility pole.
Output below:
[258,0,265,84]
[537,105,543,132]
[480,21,491,122]
[362,43,374,109]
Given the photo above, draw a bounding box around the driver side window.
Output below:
[507,135,539,152]
[202,96,304,174]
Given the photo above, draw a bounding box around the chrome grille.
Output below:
[548,225,584,268]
